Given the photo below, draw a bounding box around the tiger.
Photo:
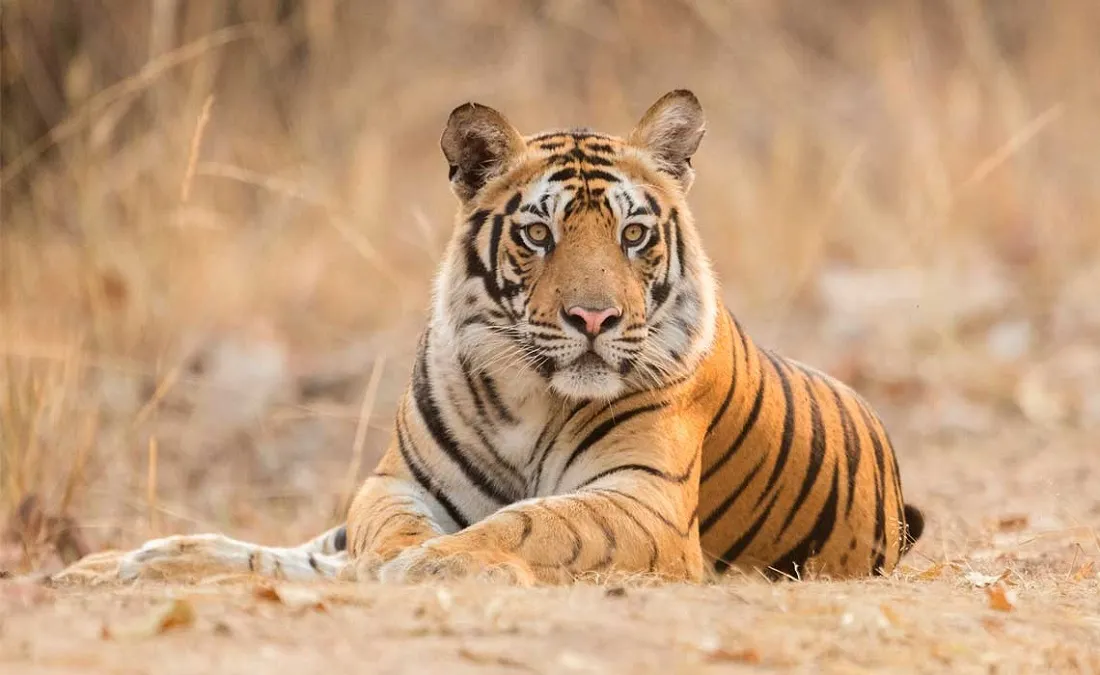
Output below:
[56,90,923,587]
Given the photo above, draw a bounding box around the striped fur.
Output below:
[55,90,922,586]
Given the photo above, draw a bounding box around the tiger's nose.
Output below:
[563,305,623,337]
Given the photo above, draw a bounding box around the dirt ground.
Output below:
[3,420,1098,675]
[5,2,1100,673]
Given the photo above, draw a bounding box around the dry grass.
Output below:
[2,1,1100,671]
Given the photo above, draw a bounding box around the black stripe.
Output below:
[512,510,534,551]
[458,314,499,331]
[531,401,587,493]
[753,352,796,509]
[700,456,765,535]
[464,209,506,304]
[537,502,583,566]
[464,209,491,276]
[767,462,841,579]
[670,209,685,277]
[644,191,662,218]
[504,192,522,214]
[598,493,659,571]
[557,402,667,486]
[577,455,696,490]
[526,417,558,469]
[823,380,861,517]
[479,372,517,425]
[598,489,691,538]
[581,169,620,183]
[530,131,567,142]
[650,282,671,311]
[577,500,616,570]
[704,314,740,438]
[459,356,490,423]
[776,376,828,538]
[487,214,504,278]
[876,411,908,558]
[370,510,411,545]
[564,147,614,166]
[548,168,577,182]
[700,349,766,483]
[395,410,470,529]
[661,218,675,283]
[855,403,888,574]
[411,338,513,505]
[861,400,906,561]
[442,381,525,499]
[714,488,782,573]
[563,194,581,218]
[568,389,649,441]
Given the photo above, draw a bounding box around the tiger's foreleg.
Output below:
[51,525,351,585]
[377,473,704,586]
[344,464,450,580]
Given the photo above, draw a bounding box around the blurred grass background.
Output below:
[2,0,1099,574]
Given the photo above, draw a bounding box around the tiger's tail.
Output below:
[901,504,925,553]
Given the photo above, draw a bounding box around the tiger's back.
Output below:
[694,311,920,578]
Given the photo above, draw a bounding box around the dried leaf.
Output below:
[253,583,326,612]
[994,514,1029,533]
[917,563,946,581]
[457,647,531,670]
[706,648,762,664]
[252,583,280,602]
[157,599,197,631]
[879,603,903,628]
[986,584,1016,612]
[212,620,234,637]
[964,570,1011,588]
[1072,561,1095,582]
[102,599,196,640]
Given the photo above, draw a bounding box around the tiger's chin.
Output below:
[549,353,626,401]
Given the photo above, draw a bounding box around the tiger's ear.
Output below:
[628,90,706,191]
[441,102,526,202]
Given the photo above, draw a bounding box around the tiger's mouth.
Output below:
[571,351,608,370]
[549,349,626,400]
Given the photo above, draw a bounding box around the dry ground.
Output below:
[4,2,1100,673]
[2,421,1098,675]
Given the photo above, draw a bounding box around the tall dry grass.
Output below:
[2,0,1099,572]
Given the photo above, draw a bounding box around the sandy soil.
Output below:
[3,422,1098,675]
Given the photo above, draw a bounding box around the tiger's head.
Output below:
[433,90,718,401]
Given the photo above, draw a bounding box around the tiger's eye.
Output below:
[525,223,552,247]
[622,223,647,246]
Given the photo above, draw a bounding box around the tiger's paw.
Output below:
[48,549,131,587]
[51,534,254,586]
[48,536,189,586]
[377,541,536,586]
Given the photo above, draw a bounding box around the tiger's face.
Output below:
[436,91,718,401]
